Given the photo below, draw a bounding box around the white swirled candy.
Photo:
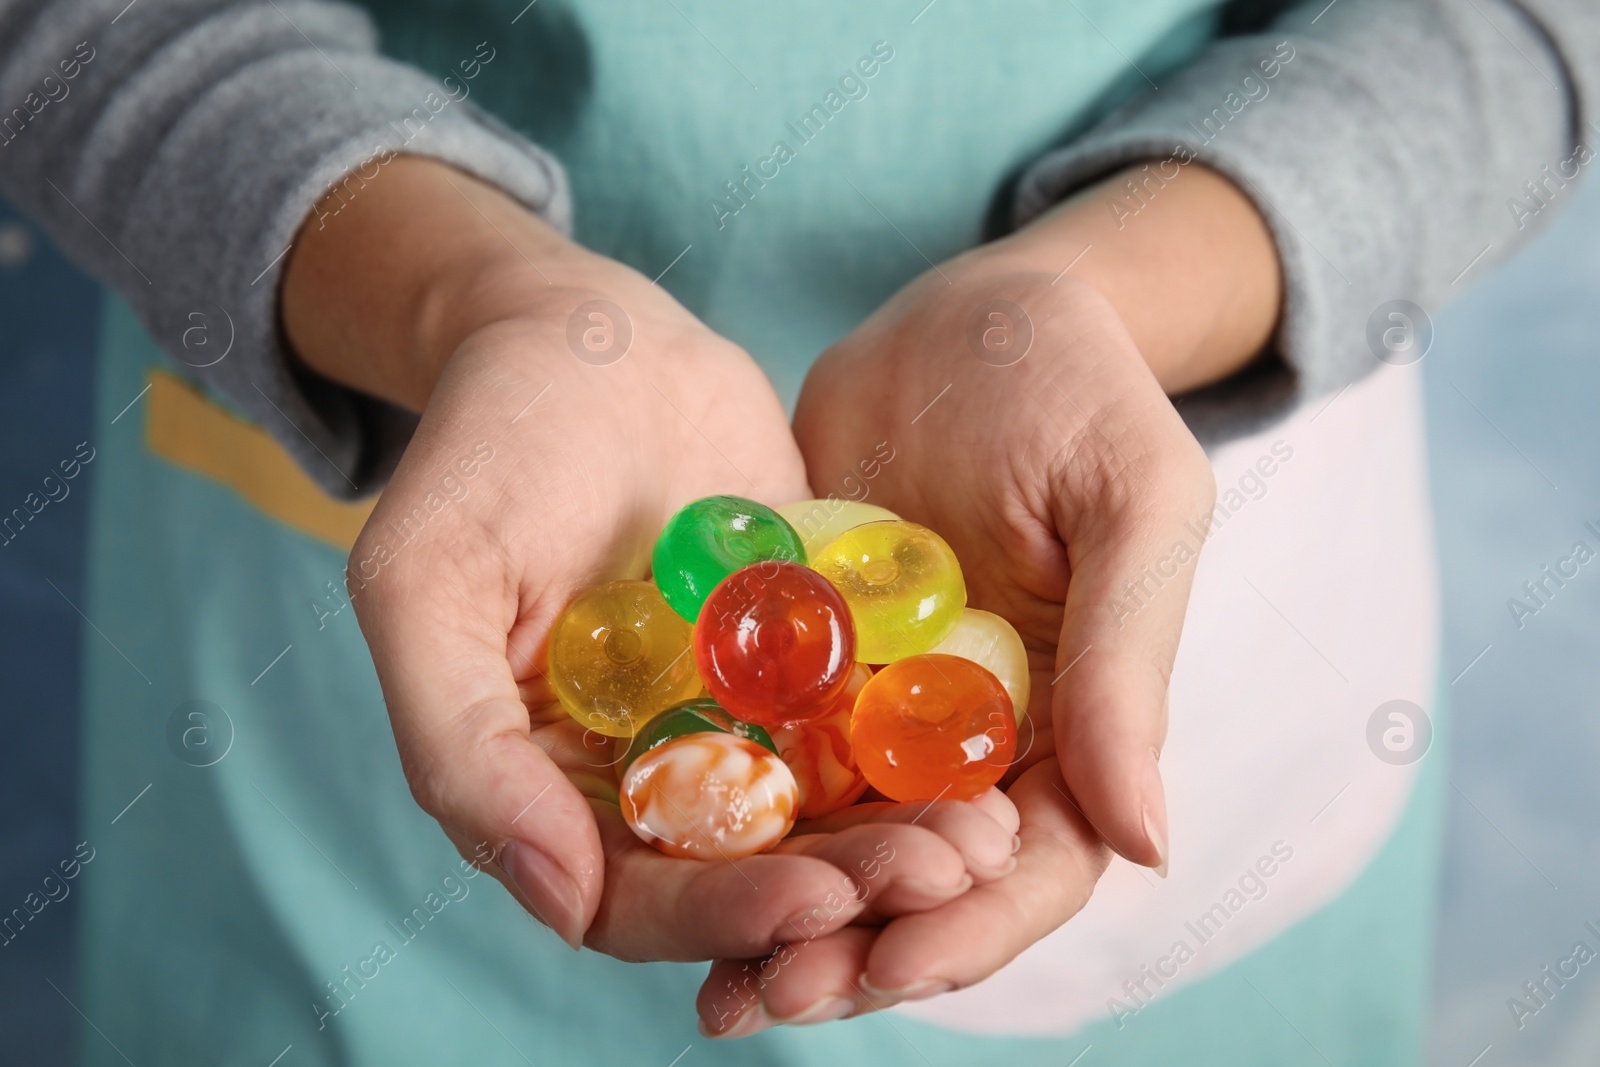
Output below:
[619,731,799,860]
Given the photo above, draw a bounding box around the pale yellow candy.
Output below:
[811,520,966,663]
[776,499,899,559]
[929,608,1031,724]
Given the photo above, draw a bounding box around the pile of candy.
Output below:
[548,496,1031,860]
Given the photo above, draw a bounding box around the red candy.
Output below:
[693,561,856,728]
[850,654,1016,801]
[771,663,871,818]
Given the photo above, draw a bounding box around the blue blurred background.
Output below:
[2,170,1599,1062]
[0,194,98,1059]
[1421,169,1600,1066]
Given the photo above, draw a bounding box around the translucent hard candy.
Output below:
[928,608,1032,723]
[810,520,965,663]
[549,580,701,738]
[694,561,856,727]
[620,731,799,859]
[651,495,805,622]
[776,499,900,560]
[850,654,1016,801]
[618,698,776,776]
[771,663,871,818]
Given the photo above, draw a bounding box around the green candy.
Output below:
[651,495,805,621]
[618,698,776,774]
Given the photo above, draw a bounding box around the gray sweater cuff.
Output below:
[1015,0,1584,445]
[0,1,570,499]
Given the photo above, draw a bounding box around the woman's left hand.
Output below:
[697,163,1283,1034]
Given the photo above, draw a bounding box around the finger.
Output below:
[798,786,1019,836]
[699,927,877,1037]
[700,761,1109,1035]
[774,823,973,917]
[1049,370,1213,870]
[792,790,1019,882]
[859,760,1109,997]
[966,784,1023,836]
[351,524,602,950]
[584,802,866,961]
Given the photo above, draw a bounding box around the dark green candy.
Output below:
[651,495,805,621]
[618,698,776,775]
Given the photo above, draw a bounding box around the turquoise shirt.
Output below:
[74,3,1441,1063]
[375,0,1222,402]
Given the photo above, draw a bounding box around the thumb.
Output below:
[1049,413,1214,873]
[351,547,602,949]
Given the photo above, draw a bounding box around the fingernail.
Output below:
[502,840,586,950]
[775,995,853,1026]
[859,974,954,1002]
[778,893,861,940]
[1142,806,1169,878]
[1146,814,1169,878]
[1142,749,1169,878]
[898,874,972,900]
[967,856,1017,881]
[1011,834,1022,855]
[701,1004,773,1039]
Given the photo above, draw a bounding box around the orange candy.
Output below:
[850,654,1016,802]
[771,664,871,818]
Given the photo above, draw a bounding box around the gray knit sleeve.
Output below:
[1016,0,1599,444]
[0,0,570,497]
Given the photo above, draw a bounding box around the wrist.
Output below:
[408,246,614,391]
[980,162,1282,395]
[282,156,605,411]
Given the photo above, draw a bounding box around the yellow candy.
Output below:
[929,608,1032,724]
[549,580,702,737]
[775,499,900,559]
[811,520,966,663]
